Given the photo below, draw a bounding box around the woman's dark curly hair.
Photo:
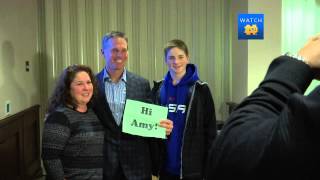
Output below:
[47,64,98,114]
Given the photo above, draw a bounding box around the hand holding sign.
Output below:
[159,119,173,136]
[122,99,168,139]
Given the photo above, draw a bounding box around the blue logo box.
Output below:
[238,14,264,40]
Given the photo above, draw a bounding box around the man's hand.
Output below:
[298,34,320,79]
[159,119,173,136]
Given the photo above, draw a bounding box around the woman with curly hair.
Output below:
[42,65,104,180]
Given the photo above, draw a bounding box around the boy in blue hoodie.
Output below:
[152,39,217,180]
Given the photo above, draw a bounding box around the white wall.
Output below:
[230,0,248,104]
[247,0,282,95]
[0,0,40,119]
[230,0,282,105]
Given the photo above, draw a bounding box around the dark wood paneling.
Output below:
[0,119,22,180]
[0,105,41,180]
[23,107,41,179]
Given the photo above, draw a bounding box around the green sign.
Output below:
[122,99,168,139]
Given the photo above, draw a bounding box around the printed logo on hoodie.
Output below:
[168,103,186,113]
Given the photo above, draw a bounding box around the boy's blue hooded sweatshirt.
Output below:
[160,64,199,175]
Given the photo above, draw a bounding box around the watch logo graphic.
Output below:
[238,14,264,40]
